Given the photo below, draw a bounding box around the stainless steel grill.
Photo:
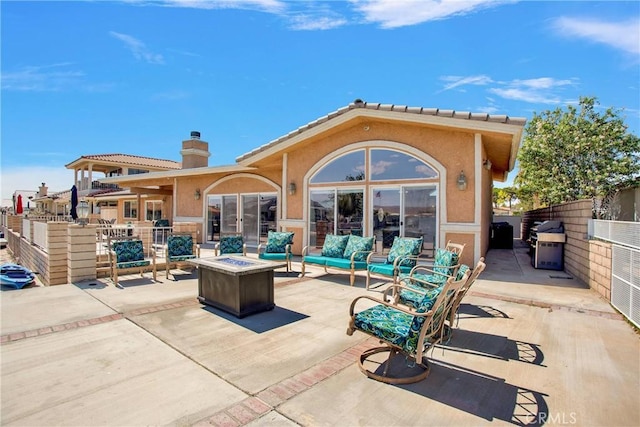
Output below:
[529,220,565,270]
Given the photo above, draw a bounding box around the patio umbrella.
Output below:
[70,185,78,220]
[16,194,23,214]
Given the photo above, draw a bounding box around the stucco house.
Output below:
[100,100,526,265]
[64,154,181,223]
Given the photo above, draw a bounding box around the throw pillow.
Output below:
[387,237,423,265]
[343,235,374,261]
[321,234,350,258]
[266,231,294,253]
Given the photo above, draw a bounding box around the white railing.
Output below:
[590,220,640,250]
[611,245,640,328]
[22,218,31,241]
[32,221,48,251]
[28,214,73,223]
[591,219,640,328]
[96,225,173,259]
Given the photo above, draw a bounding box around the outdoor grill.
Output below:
[529,220,566,270]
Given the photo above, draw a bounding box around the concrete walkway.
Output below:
[1,242,638,426]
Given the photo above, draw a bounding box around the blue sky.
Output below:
[1,0,639,204]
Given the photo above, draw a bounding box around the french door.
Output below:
[372,185,437,253]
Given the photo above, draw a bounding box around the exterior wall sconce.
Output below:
[194,189,201,200]
[77,199,90,226]
[457,170,468,191]
[483,159,492,170]
[288,182,296,196]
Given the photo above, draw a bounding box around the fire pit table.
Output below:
[188,256,286,318]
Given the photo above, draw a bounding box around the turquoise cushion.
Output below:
[367,263,396,276]
[220,235,244,254]
[433,248,459,276]
[343,235,374,262]
[321,234,350,258]
[354,305,413,349]
[266,231,294,253]
[325,258,368,271]
[303,255,328,266]
[399,284,442,310]
[167,235,194,257]
[260,252,291,261]
[113,240,144,263]
[168,254,196,262]
[117,260,150,269]
[387,237,423,267]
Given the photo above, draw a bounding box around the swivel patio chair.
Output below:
[214,235,247,256]
[365,236,424,290]
[444,258,486,335]
[164,232,200,281]
[346,274,468,384]
[396,241,465,286]
[257,231,295,272]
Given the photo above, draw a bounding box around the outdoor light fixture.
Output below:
[194,189,201,200]
[457,170,468,191]
[288,182,296,196]
[77,200,90,226]
[483,159,492,170]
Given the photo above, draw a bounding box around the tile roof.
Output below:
[65,154,181,170]
[236,99,527,163]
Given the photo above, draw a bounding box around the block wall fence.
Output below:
[522,199,613,300]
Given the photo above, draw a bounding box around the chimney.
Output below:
[38,182,48,197]
[181,131,210,169]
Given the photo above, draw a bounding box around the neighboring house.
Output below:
[100,100,526,265]
[64,153,181,223]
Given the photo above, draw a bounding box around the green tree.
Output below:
[517,97,639,214]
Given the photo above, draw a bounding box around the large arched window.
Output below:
[308,146,439,253]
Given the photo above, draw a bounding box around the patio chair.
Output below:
[257,231,294,272]
[365,236,424,290]
[164,232,200,280]
[444,258,486,335]
[214,235,247,256]
[396,241,466,291]
[108,235,157,288]
[346,274,468,384]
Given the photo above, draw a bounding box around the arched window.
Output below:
[310,150,365,184]
[370,149,437,180]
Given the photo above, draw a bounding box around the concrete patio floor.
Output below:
[1,241,638,426]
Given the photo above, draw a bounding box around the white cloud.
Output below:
[1,63,85,92]
[439,75,494,91]
[151,0,286,13]
[1,166,74,203]
[288,14,348,30]
[440,74,579,105]
[109,31,164,64]
[488,87,561,104]
[553,17,640,55]
[350,0,513,29]
[489,77,578,104]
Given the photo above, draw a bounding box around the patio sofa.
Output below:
[300,234,374,286]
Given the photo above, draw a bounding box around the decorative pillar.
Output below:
[67,224,97,283]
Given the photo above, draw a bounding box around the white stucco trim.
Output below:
[474,133,483,225]
[282,153,288,220]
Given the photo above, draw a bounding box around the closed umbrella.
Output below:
[16,194,23,214]
[70,185,78,220]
